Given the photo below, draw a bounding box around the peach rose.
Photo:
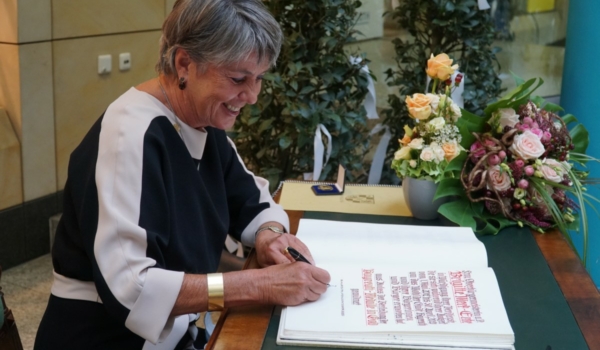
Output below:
[400,134,411,146]
[426,53,459,81]
[405,93,432,120]
[487,165,511,191]
[509,130,545,160]
[442,140,461,161]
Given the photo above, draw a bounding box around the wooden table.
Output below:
[206,208,600,350]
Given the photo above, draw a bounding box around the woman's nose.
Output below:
[240,81,261,105]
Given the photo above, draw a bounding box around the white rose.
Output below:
[428,117,445,130]
[420,147,435,162]
[430,142,446,163]
[487,165,511,191]
[394,146,411,160]
[509,130,545,160]
[450,101,462,122]
[408,138,424,150]
[409,160,417,168]
[426,93,440,111]
[496,108,519,129]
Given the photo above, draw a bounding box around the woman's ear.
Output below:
[174,48,192,81]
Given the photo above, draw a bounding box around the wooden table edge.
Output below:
[532,229,600,348]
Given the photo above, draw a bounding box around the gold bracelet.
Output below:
[207,273,224,311]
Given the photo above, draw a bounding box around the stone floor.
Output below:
[2,254,53,350]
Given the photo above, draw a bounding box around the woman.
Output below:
[34,0,330,349]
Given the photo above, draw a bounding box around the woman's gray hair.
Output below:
[157,0,283,76]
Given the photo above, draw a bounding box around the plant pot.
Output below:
[402,177,447,220]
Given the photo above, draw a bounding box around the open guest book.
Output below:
[277,219,515,350]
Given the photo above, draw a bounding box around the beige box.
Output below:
[354,1,385,41]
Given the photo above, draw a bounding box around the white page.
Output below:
[282,264,513,346]
[296,219,488,269]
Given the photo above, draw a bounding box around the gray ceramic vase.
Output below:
[402,177,447,220]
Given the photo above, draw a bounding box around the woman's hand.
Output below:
[255,229,314,267]
[257,261,331,306]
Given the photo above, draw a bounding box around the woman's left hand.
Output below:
[255,229,314,267]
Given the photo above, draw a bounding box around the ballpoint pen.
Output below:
[285,246,335,287]
[285,246,311,264]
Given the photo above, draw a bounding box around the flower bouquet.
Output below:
[391,54,464,183]
[437,77,597,261]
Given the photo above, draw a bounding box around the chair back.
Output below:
[0,266,24,350]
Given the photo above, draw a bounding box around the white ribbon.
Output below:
[350,56,379,120]
[304,124,332,181]
[367,123,393,184]
[478,0,491,10]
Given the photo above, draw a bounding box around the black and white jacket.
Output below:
[47,88,289,348]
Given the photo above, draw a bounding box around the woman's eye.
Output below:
[231,77,245,84]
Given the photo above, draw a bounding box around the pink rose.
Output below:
[542,131,552,142]
[530,128,543,138]
[470,139,495,162]
[524,165,534,176]
[487,165,512,192]
[517,123,530,131]
[509,130,545,160]
[540,158,566,183]
[470,141,486,159]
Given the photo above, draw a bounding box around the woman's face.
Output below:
[183,52,270,130]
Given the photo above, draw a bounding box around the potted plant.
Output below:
[391,54,464,220]
[380,0,503,184]
[231,0,372,192]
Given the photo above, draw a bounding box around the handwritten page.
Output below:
[278,219,515,349]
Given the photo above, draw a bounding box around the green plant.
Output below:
[230,0,372,192]
[380,0,503,183]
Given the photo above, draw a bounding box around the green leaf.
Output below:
[570,124,590,154]
[510,71,525,86]
[279,135,292,149]
[438,199,478,231]
[542,102,564,112]
[561,113,578,125]
[445,152,468,172]
[257,119,273,133]
[299,85,316,95]
[247,116,260,126]
[434,178,463,200]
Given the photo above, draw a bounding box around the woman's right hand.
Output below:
[258,261,331,306]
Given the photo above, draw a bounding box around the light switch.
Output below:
[98,54,112,75]
[119,52,131,71]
